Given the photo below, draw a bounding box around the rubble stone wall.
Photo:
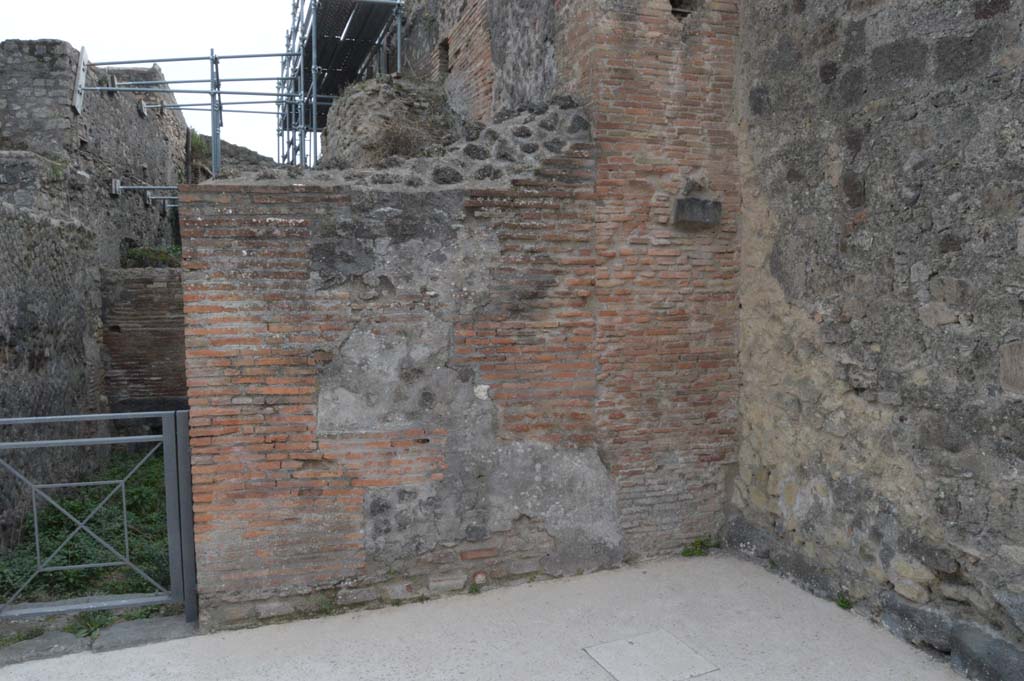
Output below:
[0,40,187,547]
[731,0,1024,674]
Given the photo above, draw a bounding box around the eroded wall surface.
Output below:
[100,268,187,412]
[0,40,186,265]
[183,0,741,626]
[0,203,100,547]
[181,106,619,626]
[562,0,741,555]
[732,0,1024,672]
[0,40,187,547]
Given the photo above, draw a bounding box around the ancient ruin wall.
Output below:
[0,39,186,416]
[560,0,742,556]
[180,107,618,626]
[100,268,187,412]
[402,0,496,120]
[731,0,1024,671]
[401,0,565,119]
[0,40,187,546]
[1,40,186,264]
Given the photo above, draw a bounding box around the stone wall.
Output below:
[0,40,187,548]
[100,268,187,412]
[402,0,495,120]
[731,0,1024,675]
[0,202,100,547]
[0,39,187,419]
[319,77,458,169]
[0,40,186,266]
[400,0,569,120]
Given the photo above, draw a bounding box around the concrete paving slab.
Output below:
[0,632,88,667]
[3,555,964,681]
[585,629,718,680]
[91,616,195,653]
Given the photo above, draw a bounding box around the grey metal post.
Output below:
[175,411,198,623]
[161,413,184,604]
[210,50,222,176]
[311,0,318,165]
[299,44,306,167]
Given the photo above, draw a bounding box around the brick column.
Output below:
[566,0,742,555]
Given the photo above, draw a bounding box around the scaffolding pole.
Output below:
[278,0,405,168]
[210,49,222,176]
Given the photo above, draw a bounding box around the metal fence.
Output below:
[0,411,196,622]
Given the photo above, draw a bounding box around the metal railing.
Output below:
[0,411,196,622]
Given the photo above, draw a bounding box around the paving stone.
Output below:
[90,617,195,654]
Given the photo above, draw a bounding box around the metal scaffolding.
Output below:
[278,0,404,167]
[74,0,405,183]
[83,50,300,179]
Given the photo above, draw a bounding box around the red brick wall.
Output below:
[180,0,742,620]
[179,189,360,603]
[566,0,742,554]
[100,268,187,410]
[457,150,599,447]
[446,0,495,121]
[179,145,604,619]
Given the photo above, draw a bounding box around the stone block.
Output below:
[893,579,931,604]
[672,197,722,230]
[336,588,379,607]
[0,631,88,666]
[880,591,953,651]
[951,624,1024,681]
[870,40,928,84]
[1000,342,1024,394]
[428,573,469,593]
[91,616,195,653]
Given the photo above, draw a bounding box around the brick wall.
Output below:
[402,0,495,121]
[180,0,742,625]
[180,140,623,625]
[444,0,494,121]
[566,0,742,555]
[100,268,187,411]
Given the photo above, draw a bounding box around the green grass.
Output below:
[123,246,181,268]
[0,447,170,605]
[681,536,721,557]
[836,592,854,610]
[190,130,210,162]
[63,610,116,638]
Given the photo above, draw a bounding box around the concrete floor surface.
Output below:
[3,555,961,681]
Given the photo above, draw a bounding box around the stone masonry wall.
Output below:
[100,268,187,412]
[0,202,100,547]
[731,0,1024,676]
[0,40,186,265]
[0,40,187,548]
[0,39,187,420]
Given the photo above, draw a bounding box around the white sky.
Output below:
[4,1,294,159]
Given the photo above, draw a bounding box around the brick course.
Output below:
[100,268,187,411]
[180,0,741,625]
[565,0,741,554]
